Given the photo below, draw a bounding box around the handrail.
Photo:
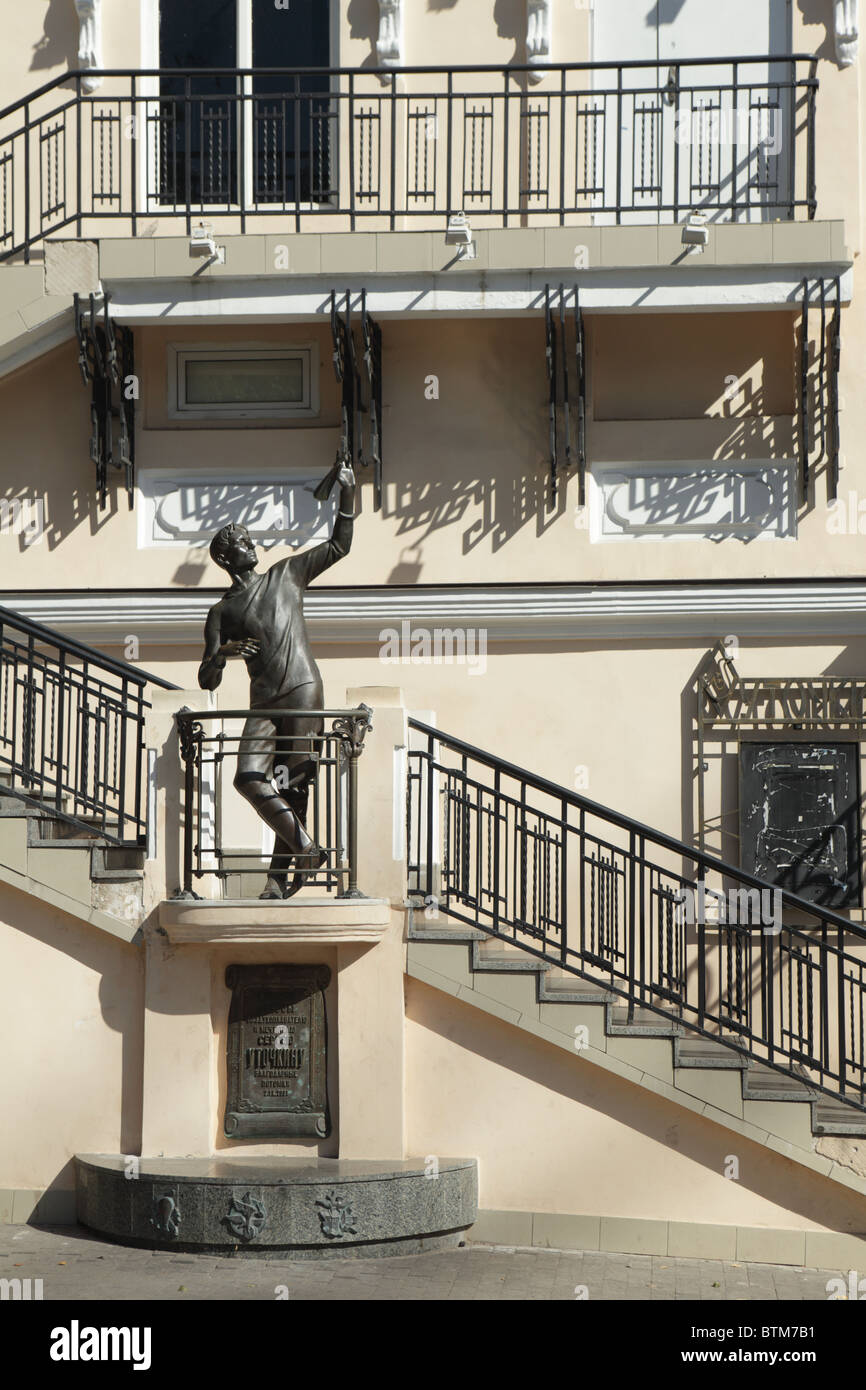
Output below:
[408,717,866,939]
[0,55,823,119]
[0,604,178,690]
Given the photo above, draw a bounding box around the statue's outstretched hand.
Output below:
[218,638,261,660]
[337,461,355,490]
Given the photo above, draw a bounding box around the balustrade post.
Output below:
[333,704,373,898]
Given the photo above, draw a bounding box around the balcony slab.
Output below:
[157,896,391,944]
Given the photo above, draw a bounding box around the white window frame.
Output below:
[167,341,319,420]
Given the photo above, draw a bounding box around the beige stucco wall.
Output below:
[0,880,143,1195]
[3,300,866,588]
[405,976,866,1234]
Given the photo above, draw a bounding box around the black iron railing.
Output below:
[0,56,819,262]
[407,720,866,1113]
[174,705,372,899]
[0,604,177,845]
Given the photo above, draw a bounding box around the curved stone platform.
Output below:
[75,1155,478,1258]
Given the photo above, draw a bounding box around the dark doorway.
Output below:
[156,0,333,208]
[251,0,334,204]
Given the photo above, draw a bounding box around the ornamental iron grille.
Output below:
[321,289,383,511]
[696,641,866,913]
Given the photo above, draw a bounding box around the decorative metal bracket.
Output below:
[799,277,843,505]
[544,283,586,507]
[332,703,373,762]
[361,289,383,510]
[332,703,373,900]
[73,291,135,509]
[73,0,103,93]
[527,0,551,84]
[835,0,859,66]
[324,291,384,511]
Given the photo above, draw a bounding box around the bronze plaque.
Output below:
[224,964,330,1139]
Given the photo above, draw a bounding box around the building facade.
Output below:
[2,0,866,1266]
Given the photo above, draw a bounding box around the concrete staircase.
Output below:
[406,913,866,1195]
[0,798,145,940]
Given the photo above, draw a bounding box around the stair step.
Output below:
[540,975,614,1004]
[674,1037,747,1070]
[408,922,486,942]
[607,1005,682,1037]
[812,1100,866,1136]
[742,1063,816,1102]
[473,945,550,973]
[35,815,120,842]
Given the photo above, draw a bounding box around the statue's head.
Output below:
[209,523,258,574]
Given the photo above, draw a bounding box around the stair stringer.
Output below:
[405,913,866,1201]
[0,812,143,942]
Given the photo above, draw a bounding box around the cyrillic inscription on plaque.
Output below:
[224,964,330,1139]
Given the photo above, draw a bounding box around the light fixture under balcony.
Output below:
[445,213,477,260]
[681,211,709,251]
[189,222,224,264]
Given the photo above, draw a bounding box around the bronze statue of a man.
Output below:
[198,463,355,899]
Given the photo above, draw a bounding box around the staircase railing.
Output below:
[407,720,866,1113]
[0,56,819,264]
[0,603,177,845]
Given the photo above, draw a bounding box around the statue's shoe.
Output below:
[282,872,303,899]
[260,875,288,900]
[293,845,328,872]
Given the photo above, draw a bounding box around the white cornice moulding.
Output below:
[835,0,859,66]
[73,0,103,93]
[376,0,403,78]
[527,0,552,84]
[7,584,866,646]
[101,265,855,325]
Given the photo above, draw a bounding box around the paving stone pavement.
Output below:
[0,1225,845,1300]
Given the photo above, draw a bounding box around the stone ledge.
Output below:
[157,897,391,944]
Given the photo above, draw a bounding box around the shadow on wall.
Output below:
[408,978,866,1238]
[493,0,525,64]
[346,0,382,69]
[31,0,79,73]
[382,318,566,583]
[0,882,145,1195]
[796,0,836,62]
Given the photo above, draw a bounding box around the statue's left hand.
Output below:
[337,461,355,490]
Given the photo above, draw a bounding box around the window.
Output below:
[155,1,334,207]
[168,344,318,419]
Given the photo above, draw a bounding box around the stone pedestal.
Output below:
[75,1155,478,1258]
[73,688,480,1255]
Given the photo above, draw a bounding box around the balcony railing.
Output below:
[0,57,819,263]
[174,705,372,899]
